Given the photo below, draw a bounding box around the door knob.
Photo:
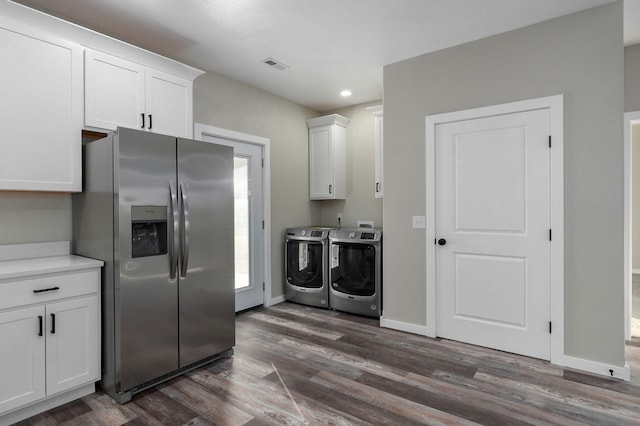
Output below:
[438,238,447,246]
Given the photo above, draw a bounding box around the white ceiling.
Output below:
[12,0,640,112]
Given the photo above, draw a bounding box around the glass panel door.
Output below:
[234,156,250,290]
[197,130,265,312]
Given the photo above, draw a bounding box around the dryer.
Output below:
[329,228,382,318]
[284,227,332,308]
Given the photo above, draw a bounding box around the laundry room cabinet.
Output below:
[85,49,194,138]
[0,248,103,425]
[372,108,384,199]
[306,114,350,200]
[0,18,83,192]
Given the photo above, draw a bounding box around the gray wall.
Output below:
[313,101,384,229]
[625,44,640,112]
[194,71,320,299]
[383,2,624,366]
[0,193,71,245]
[194,72,384,299]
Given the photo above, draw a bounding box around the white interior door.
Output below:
[435,108,551,360]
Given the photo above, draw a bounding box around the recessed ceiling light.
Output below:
[340,90,352,97]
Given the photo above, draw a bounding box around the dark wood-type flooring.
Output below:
[16,302,640,425]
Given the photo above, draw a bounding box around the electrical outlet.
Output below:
[337,212,343,222]
[412,216,426,228]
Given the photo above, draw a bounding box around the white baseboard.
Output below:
[380,316,435,338]
[557,355,630,381]
[380,318,631,382]
[266,295,286,307]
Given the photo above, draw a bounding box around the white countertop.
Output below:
[0,255,103,281]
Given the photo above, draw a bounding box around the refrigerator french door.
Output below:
[74,127,234,403]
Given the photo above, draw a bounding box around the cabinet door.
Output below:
[0,306,45,413]
[309,125,334,199]
[0,24,82,192]
[146,69,192,138]
[374,115,384,198]
[45,296,99,395]
[85,49,146,131]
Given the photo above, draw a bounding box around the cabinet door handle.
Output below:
[33,286,60,294]
[329,184,332,194]
[141,113,145,129]
[50,313,56,334]
[38,315,43,337]
[148,114,153,130]
[376,182,380,192]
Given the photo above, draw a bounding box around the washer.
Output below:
[328,228,382,317]
[284,227,333,308]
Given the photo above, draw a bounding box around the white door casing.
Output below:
[194,123,273,310]
[624,111,640,340]
[426,95,564,364]
[436,109,550,359]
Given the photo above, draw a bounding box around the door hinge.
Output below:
[261,158,264,168]
[548,135,552,148]
[262,220,265,229]
[549,321,552,334]
[549,229,552,241]
[262,282,265,291]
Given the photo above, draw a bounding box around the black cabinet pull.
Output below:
[376,182,380,192]
[38,315,43,337]
[437,238,447,246]
[148,114,152,130]
[329,184,332,194]
[141,113,145,129]
[33,286,60,294]
[50,313,56,334]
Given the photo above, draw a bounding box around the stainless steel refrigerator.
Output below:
[73,127,235,403]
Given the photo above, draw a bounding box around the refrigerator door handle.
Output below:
[179,183,191,277]
[169,180,179,279]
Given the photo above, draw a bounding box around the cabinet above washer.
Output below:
[306,114,350,200]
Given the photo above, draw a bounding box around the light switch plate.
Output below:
[412,216,426,228]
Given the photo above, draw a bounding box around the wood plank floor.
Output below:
[15,302,640,425]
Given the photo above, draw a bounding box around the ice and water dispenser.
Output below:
[131,206,168,258]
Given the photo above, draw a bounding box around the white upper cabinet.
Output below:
[145,69,193,138]
[373,109,384,198]
[85,49,194,138]
[306,114,350,200]
[0,21,83,192]
[85,50,145,132]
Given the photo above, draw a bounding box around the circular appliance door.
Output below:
[330,243,376,296]
[286,240,324,288]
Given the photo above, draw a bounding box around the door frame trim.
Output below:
[194,122,274,307]
[425,95,564,364]
[624,111,640,340]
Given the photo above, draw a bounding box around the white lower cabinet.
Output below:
[0,260,101,426]
[45,296,99,396]
[0,306,46,413]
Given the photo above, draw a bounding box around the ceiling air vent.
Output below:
[261,57,289,71]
